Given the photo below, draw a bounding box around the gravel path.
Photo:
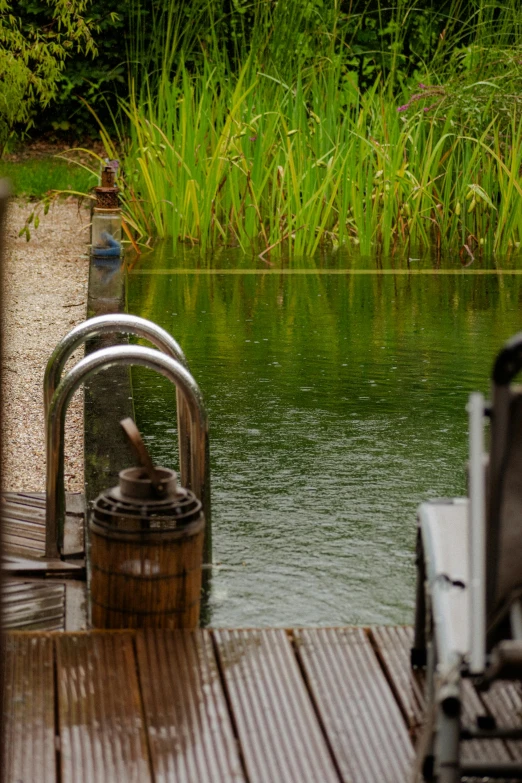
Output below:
[1,199,91,493]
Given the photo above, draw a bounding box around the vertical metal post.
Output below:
[411,525,428,666]
[468,392,486,674]
[435,707,461,783]
[510,600,522,640]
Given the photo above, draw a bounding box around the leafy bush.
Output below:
[11,1,486,139]
[0,0,107,151]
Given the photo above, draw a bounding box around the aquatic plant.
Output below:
[101,0,522,259]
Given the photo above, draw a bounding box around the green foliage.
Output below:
[12,0,522,260]
[9,0,522,140]
[102,0,522,260]
[0,0,107,151]
[402,47,522,131]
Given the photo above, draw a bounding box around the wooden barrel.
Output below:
[89,482,205,629]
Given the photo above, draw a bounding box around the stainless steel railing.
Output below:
[45,344,210,561]
[43,314,192,487]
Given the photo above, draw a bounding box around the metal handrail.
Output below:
[43,314,192,489]
[468,392,486,675]
[45,345,210,561]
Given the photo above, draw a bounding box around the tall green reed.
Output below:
[106,0,522,258]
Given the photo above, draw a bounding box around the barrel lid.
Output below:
[117,466,179,500]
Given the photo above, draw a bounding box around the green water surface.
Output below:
[126,249,522,627]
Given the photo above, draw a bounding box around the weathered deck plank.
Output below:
[368,625,424,737]
[56,632,151,783]
[2,633,56,782]
[479,680,522,762]
[370,625,513,768]
[136,629,245,783]
[3,626,522,781]
[213,628,340,783]
[2,491,84,558]
[295,626,414,783]
[2,579,65,630]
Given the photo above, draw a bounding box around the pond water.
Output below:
[126,248,522,627]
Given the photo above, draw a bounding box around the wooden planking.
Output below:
[295,627,414,783]
[479,680,522,761]
[56,632,152,783]
[371,625,512,766]
[2,625,520,783]
[2,491,84,558]
[2,633,56,783]
[213,628,340,783]
[2,579,87,632]
[136,630,245,783]
[2,579,65,630]
[3,516,45,556]
[368,625,425,737]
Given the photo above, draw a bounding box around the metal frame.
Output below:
[45,345,210,560]
[468,392,486,675]
[43,314,193,491]
[413,334,522,782]
[415,499,468,783]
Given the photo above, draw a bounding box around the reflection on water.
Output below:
[127,250,522,627]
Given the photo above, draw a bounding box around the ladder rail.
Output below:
[45,345,210,560]
[43,314,193,494]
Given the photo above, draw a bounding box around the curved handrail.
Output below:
[46,345,210,561]
[43,314,187,411]
[44,314,193,501]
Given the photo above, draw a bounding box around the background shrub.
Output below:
[14,0,520,141]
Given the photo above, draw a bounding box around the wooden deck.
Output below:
[2,492,522,781]
[3,626,522,782]
[2,491,85,559]
[2,491,88,632]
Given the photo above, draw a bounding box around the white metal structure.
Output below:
[412,332,522,782]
